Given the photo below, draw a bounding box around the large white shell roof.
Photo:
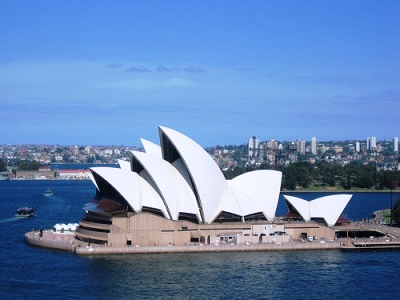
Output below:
[130,150,200,221]
[90,167,169,218]
[230,170,282,221]
[88,126,284,224]
[159,126,228,223]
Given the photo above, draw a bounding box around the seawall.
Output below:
[25,231,75,251]
[74,242,340,255]
[25,230,340,255]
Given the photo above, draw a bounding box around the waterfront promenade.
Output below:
[25,229,340,255]
[25,221,400,255]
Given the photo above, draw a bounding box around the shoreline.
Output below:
[6,179,399,193]
[25,230,341,255]
[25,222,400,255]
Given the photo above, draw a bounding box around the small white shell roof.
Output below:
[159,126,228,223]
[130,150,200,221]
[140,138,162,158]
[90,167,169,218]
[283,194,352,226]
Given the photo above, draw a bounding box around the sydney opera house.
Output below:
[74,126,352,247]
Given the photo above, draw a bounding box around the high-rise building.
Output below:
[248,136,259,158]
[394,137,399,153]
[311,137,317,155]
[367,136,377,151]
[355,141,360,152]
[300,140,306,155]
[269,139,278,150]
[295,139,306,155]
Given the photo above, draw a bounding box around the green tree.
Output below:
[0,159,7,171]
[283,162,312,189]
[353,173,374,188]
[341,173,352,190]
[284,176,297,190]
[352,164,375,188]
[392,196,400,225]
[16,160,41,171]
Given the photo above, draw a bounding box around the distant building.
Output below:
[57,169,91,179]
[295,139,305,155]
[248,136,259,158]
[355,141,360,152]
[394,137,398,153]
[333,145,343,153]
[367,136,377,151]
[311,137,317,155]
[288,142,298,154]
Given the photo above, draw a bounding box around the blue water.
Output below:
[0,180,399,300]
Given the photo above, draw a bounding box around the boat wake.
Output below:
[0,217,23,223]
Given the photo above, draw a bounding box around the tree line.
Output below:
[223,161,400,225]
[0,159,42,172]
[223,160,400,191]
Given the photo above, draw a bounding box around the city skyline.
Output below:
[1,135,398,150]
[1,1,399,147]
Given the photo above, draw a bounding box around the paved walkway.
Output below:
[26,230,340,254]
[26,223,400,254]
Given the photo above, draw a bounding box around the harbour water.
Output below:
[1,180,399,300]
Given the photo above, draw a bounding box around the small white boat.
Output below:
[0,172,11,181]
[44,188,53,196]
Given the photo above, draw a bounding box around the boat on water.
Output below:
[15,207,35,217]
[44,188,53,196]
[0,172,11,181]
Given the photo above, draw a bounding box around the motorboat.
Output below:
[16,207,35,217]
[0,172,11,181]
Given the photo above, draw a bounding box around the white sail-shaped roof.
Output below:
[140,138,162,158]
[218,183,247,220]
[130,150,200,222]
[118,159,131,171]
[310,195,352,226]
[90,167,169,218]
[283,195,311,221]
[283,194,352,226]
[159,126,228,223]
[85,126,284,225]
[230,170,282,221]
[88,171,99,191]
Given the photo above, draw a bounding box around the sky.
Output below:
[1,1,399,147]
